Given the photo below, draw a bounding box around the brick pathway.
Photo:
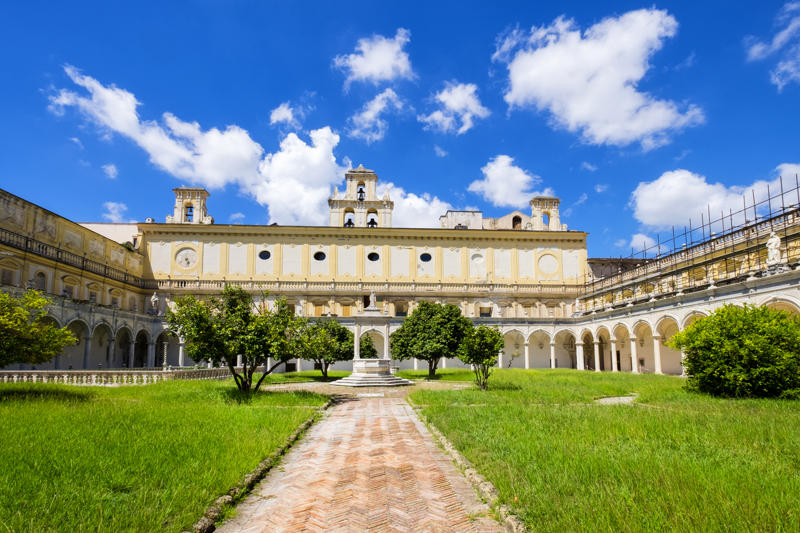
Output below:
[217,396,500,533]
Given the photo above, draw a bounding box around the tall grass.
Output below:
[0,380,326,532]
[411,370,800,532]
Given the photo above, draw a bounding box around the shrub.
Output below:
[669,304,800,398]
[457,325,503,390]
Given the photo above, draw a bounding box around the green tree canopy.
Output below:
[167,286,303,392]
[458,325,502,390]
[296,319,354,378]
[0,290,77,368]
[360,333,378,358]
[669,303,800,398]
[390,301,472,378]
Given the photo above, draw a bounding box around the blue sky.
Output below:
[1,1,798,257]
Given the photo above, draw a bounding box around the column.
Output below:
[652,335,663,374]
[353,323,361,360]
[54,354,61,370]
[207,360,212,368]
[162,342,168,367]
[441,357,447,369]
[383,324,390,360]
[593,341,601,373]
[524,343,530,370]
[82,337,91,369]
[681,350,687,377]
[128,341,135,368]
[178,339,185,367]
[630,338,639,374]
[549,342,556,369]
[610,339,619,372]
[146,341,155,367]
[576,342,585,370]
[236,354,242,368]
[498,349,504,368]
[413,358,419,370]
[296,358,302,372]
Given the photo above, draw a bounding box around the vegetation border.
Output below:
[407,396,527,533]
[184,396,336,533]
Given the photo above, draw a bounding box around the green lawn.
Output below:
[410,369,800,532]
[396,368,474,381]
[0,380,327,532]
[258,369,350,383]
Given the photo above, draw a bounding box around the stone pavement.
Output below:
[217,394,500,533]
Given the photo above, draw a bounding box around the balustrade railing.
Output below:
[0,368,231,386]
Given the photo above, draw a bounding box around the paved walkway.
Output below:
[217,395,500,533]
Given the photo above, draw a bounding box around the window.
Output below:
[479,306,492,318]
[512,216,522,230]
[258,250,271,260]
[395,302,408,317]
[62,285,74,299]
[34,272,46,291]
[111,297,120,308]
[89,291,98,304]
[367,252,380,262]
[313,251,326,261]
[419,253,432,262]
[1,268,13,286]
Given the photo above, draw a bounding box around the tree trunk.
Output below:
[428,359,437,379]
[321,361,328,379]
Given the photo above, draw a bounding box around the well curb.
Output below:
[407,396,527,533]
[184,396,336,533]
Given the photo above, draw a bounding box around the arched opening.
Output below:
[61,320,89,370]
[366,209,378,228]
[156,331,180,367]
[356,182,366,201]
[184,202,194,222]
[542,213,550,228]
[114,327,133,368]
[512,215,522,230]
[633,322,654,373]
[655,317,683,375]
[90,323,113,369]
[581,331,596,370]
[33,271,46,291]
[527,331,552,368]
[553,330,576,368]
[612,324,632,372]
[595,327,612,371]
[764,299,800,315]
[502,331,526,368]
[133,330,150,367]
[343,208,355,228]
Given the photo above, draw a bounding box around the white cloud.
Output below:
[101,163,118,179]
[746,3,800,91]
[581,162,597,172]
[346,89,403,144]
[629,168,793,229]
[333,28,414,88]
[629,233,656,251]
[269,102,301,129]
[562,192,588,217]
[433,145,448,157]
[418,82,490,134]
[228,212,245,223]
[594,183,608,193]
[493,8,704,149]
[50,66,348,226]
[777,162,800,177]
[69,137,83,149]
[468,155,550,208]
[102,201,128,223]
[377,182,452,228]
[613,238,627,248]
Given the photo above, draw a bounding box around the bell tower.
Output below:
[530,196,565,231]
[328,165,393,228]
[166,187,214,224]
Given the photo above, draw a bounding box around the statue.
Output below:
[766,232,782,266]
[150,292,160,314]
[368,291,377,309]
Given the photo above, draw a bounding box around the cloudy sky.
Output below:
[1,1,798,256]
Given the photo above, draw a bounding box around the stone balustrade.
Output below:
[0,368,231,386]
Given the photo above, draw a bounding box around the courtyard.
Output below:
[1,370,798,532]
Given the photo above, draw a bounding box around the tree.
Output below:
[390,301,472,378]
[360,333,378,358]
[167,286,303,392]
[0,290,77,368]
[669,304,800,398]
[296,319,354,378]
[458,325,502,390]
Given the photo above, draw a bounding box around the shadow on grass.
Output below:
[486,382,522,391]
[0,387,94,403]
[222,387,327,405]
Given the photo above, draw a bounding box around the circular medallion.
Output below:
[176,248,198,268]
[538,254,558,275]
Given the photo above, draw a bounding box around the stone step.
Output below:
[332,374,413,387]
